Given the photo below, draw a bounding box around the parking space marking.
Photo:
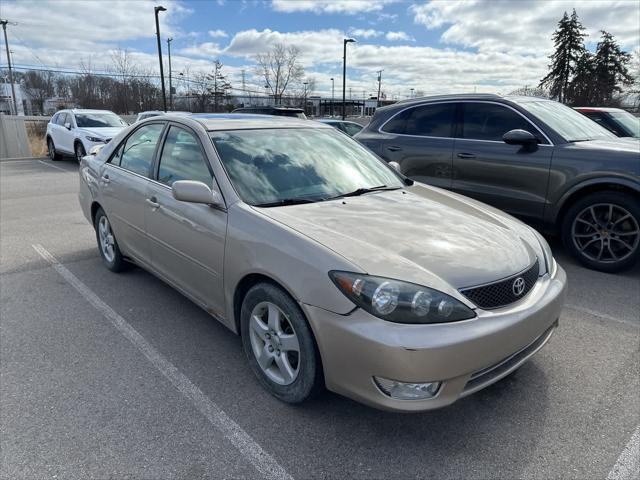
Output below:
[32,244,294,480]
[607,426,640,480]
[37,160,72,172]
[566,304,638,326]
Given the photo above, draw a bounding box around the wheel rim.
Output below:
[98,216,116,263]
[249,301,300,386]
[572,203,640,263]
[48,140,54,159]
[76,145,84,162]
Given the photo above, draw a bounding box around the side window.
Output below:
[157,126,212,186]
[119,123,164,177]
[51,113,58,124]
[462,103,535,142]
[109,143,124,166]
[56,113,67,126]
[382,103,455,137]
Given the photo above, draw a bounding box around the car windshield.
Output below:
[609,111,640,137]
[76,113,127,128]
[211,128,404,206]
[513,99,616,142]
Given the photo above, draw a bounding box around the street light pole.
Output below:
[154,5,167,111]
[330,77,334,117]
[342,38,355,120]
[376,70,383,108]
[167,37,173,110]
[0,19,18,115]
[303,81,308,115]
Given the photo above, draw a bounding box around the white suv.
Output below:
[46,109,128,162]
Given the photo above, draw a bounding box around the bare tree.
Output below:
[255,43,304,104]
[22,70,55,114]
[110,48,137,113]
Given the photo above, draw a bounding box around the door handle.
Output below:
[146,197,160,208]
[456,152,476,159]
[101,174,110,184]
[387,145,402,152]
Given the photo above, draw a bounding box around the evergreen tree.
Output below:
[539,9,587,102]
[592,30,632,105]
[567,52,596,105]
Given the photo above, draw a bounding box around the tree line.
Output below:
[539,10,636,106]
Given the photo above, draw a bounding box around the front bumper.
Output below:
[303,265,567,412]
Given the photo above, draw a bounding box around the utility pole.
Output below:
[376,70,382,108]
[330,77,334,117]
[154,6,167,111]
[167,37,173,110]
[1,19,18,115]
[342,38,355,120]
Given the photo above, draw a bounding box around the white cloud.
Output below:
[177,42,222,58]
[385,31,413,42]
[350,28,383,39]
[410,0,640,54]
[272,0,397,14]
[208,29,228,38]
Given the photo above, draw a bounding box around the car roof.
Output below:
[189,113,329,131]
[574,107,625,113]
[388,93,554,108]
[68,109,117,114]
[233,106,304,112]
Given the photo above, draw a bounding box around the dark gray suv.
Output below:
[356,94,640,272]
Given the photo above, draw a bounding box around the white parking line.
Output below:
[32,244,293,480]
[607,426,640,480]
[37,160,71,172]
[566,304,638,326]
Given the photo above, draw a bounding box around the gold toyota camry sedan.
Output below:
[79,114,567,412]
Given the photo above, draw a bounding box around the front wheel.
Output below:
[240,282,324,403]
[75,142,86,163]
[562,192,640,272]
[94,208,127,272]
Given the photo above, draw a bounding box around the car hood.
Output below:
[570,138,640,152]
[255,184,541,291]
[78,127,124,139]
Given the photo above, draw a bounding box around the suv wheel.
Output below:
[75,142,86,163]
[562,192,640,272]
[47,138,61,161]
[240,282,324,403]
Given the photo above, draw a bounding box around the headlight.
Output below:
[329,271,476,324]
[85,136,105,143]
[533,230,556,276]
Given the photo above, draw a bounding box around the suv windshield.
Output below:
[211,128,403,206]
[76,113,127,128]
[513,99,616,142]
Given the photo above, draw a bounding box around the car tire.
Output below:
[94,207,127,272]
[75,142,86,163]
[240,282,324,404]
[47,138,61,161]
[562,191,640,272]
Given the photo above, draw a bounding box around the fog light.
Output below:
[374,376,441,400]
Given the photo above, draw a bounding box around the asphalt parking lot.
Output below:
[1,157,639,480]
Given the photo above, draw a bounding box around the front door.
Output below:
[451,102,553,222]
[378,102,457,189]
[145,125,227,316]
[99,122,166,264]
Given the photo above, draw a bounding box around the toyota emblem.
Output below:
[512,277,526,296]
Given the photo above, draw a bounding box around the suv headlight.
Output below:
[329,271,476,324]
[85,135,105,143]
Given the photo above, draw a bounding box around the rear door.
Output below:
[51,112,70,152]
[145,124,227,315]
[378,102,457,189]
[60,112,76,153]
[451,102,553,221]
[99,122,166,264]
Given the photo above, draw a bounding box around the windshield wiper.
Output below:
[254,197,322,208]
[330,185,401,199]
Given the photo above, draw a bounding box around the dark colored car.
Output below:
[575,107,640,138]
[232,106,307,119]
[356,94,640,272]
[317,118,364,136]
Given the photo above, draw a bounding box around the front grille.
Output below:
[462,321,557,397]
[459,260,539,309]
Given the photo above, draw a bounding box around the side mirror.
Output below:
[388,161,401,172]
[503,129,538,146]
[64,122,72,130]
[172,180,223,206]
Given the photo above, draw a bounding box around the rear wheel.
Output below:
[562,192,640,272]
[75,142,86,163]
[240,282,323,403]
[94,208,127,272]
[47,138,61,160]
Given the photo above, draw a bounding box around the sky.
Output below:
[1,0,639,100]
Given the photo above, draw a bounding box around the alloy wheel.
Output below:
[98,216,116,263]
[571,203,640,263]
[249,301,300,385]
[75,144,85,163]
[48,140,55,159]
